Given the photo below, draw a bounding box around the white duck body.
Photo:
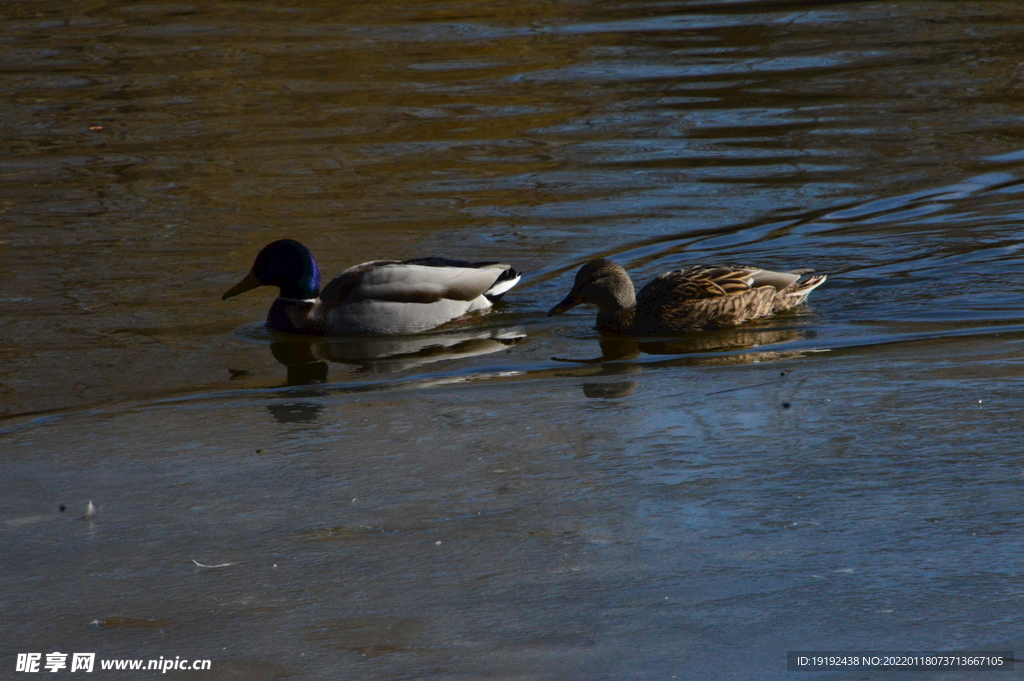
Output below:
[319,261,519,335]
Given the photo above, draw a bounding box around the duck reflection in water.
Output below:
[269,327,526,385]
[555,326,814,366]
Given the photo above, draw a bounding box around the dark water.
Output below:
[5,1,1024,679]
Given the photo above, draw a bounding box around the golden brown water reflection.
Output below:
[5,0,1024,417]
[6,1,1024,679]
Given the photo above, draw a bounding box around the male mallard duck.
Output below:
[548,259,825,335]
[223,239,521,335]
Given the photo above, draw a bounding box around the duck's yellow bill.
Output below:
[222,270,262,300]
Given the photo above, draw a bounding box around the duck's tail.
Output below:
[484,267,522,302]
[775,273,827,311]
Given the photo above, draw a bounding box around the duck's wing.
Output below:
[318,260,398,306]
[744,268,802,291]
[320,259,517,307]
[404,258,520,301]
[741,266,826,310]
[638,264,812,302]
[636,265,760,304]
[633,266,775,332]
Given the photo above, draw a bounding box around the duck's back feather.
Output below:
[320,259,515,307]
[312,257,519,334]
[637,265,758,303]
[631,265,824,334]
[402,259,521,300]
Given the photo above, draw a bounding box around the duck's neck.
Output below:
[596,306,636,334]
[279,277,319,301]
[594,281,637,334]
[267,298,325,335]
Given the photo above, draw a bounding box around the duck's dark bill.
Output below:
[548,294,581,316]
[222,270,262,300]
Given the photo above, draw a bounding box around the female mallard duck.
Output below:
[548,259,826,335]
[223,239,520,335]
